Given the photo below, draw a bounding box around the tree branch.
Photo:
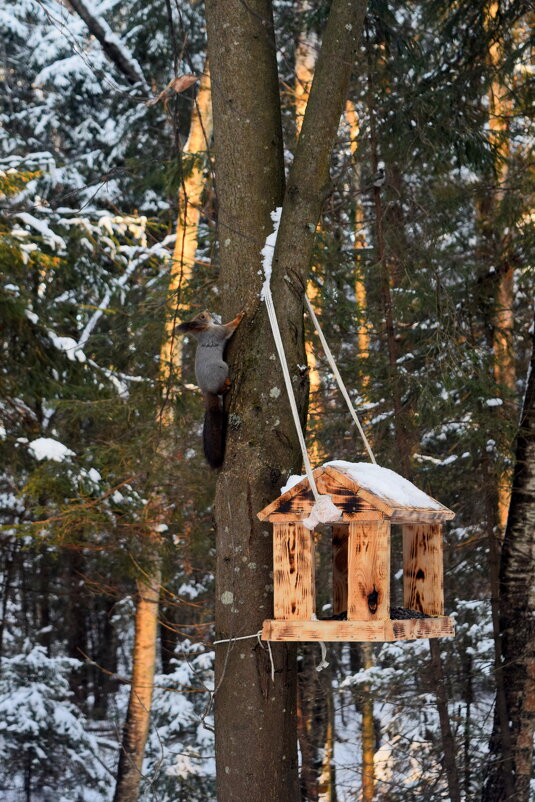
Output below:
[68,0,147,88]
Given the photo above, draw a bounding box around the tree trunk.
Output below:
[428,639,462,802]
[204,2,367,799]
[161,63,213,386]
[113,569,161,802]
[114,68,213,798]
[482,318,535,801]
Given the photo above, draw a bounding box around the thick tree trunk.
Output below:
[204,1,367,799]
[482,321,535,801]
[113,570,161,802]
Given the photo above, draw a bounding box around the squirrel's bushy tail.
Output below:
[203,393,226,469]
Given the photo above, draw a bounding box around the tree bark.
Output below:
[161,64,213,387]
[428,639,462,802]
[482,318,535,801]
[204,1,367,799]
[113,569,161,802]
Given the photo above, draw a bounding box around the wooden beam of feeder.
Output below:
[261,616,455,642]
[273,522,315,620]
[347,520,390,620]
[403,523,444,616]
[332,524,348,615]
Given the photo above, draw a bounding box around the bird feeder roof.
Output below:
[258,461,455,524]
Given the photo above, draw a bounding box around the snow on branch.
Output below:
[68,0,147,88]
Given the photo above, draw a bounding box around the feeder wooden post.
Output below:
[347,520,390,620]
[332,524,348,615]
[402,523,444,616]
[273,522,315,620]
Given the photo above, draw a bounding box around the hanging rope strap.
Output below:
[261,209,340,530]
[304,295,376,464]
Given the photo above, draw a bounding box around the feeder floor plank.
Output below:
[261,616,454,642]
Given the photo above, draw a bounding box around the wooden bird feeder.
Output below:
[258,462,456,642]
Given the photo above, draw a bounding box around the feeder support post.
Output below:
[402,523,444,616]
[347,520,391,620]
[273,522,316,620]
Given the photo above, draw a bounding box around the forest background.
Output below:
[0,0,534,801]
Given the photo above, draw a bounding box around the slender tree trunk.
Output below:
[359,643,375,802]
[113,570,161,802]
[365,43,409,478]
[114,70,212,801]
[161,63,213,385]
[482,317,535,801]
[345,100,370,374]
[428,639,462,802]
[295,16,325,466]
[204,2,367,799]
[488,0,515,531]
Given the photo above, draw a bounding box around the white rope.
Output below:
[213,631,263,645]
[316,641,329,673]
[213,631,275,683]
[304,295,376,464]
[260,209,341,528]
[263,288,320,501]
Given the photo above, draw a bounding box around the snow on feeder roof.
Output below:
[259,462,454,525]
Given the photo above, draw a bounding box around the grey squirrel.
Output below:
[177,310,244,468]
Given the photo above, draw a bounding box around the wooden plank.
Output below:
[267,510,383,523]
[257,469,326,520]
[273,522,315,620]
[317,469,380,517]
[403,523,444,616]
[332,524,348,614]
[391,508,455,524]
[347,520,390,620]
[262,616,455,642]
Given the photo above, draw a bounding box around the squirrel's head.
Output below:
[177,310,213,333]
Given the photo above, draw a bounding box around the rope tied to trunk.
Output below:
[261,207,375,530]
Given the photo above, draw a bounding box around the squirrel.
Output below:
[177,310,244,469]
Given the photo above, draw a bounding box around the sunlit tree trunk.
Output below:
[344,98,376,802]
[296,18,325,466]
[113,569,161,802]
[161,64,213,385]
[488,2,515,531]
[114,70,212,802]
[345,100,370,376]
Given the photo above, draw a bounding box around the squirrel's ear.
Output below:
[176,321,193,332]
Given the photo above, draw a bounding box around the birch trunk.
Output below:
[482,318,535,801]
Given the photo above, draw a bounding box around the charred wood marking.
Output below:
[273,522,315,620]
[347,521,390,621]
[332,524,348,614]
[402,523,444,616]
